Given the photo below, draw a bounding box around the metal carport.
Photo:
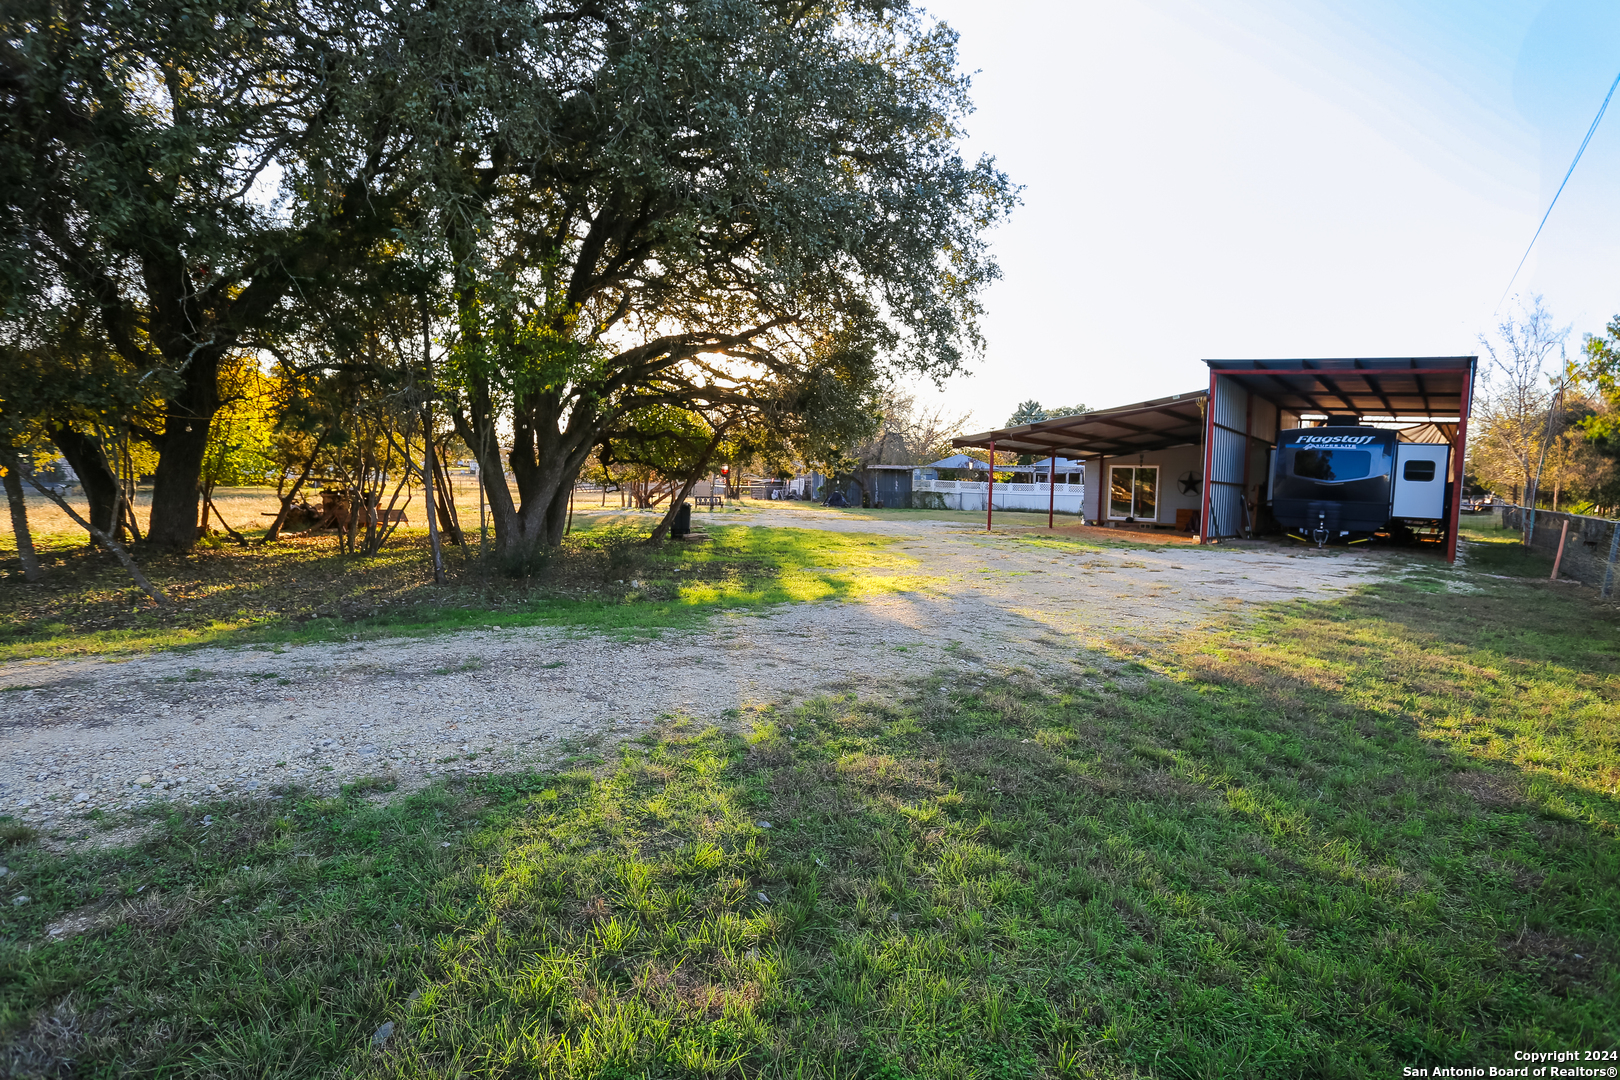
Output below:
[1198,357,1477,563]
[954,356,1478,563]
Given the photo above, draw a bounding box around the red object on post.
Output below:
[1048,453,1056,529]
[986,440,995,531]
[1446,364,1474,564]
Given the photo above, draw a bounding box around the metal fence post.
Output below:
[1601,520,1620,600]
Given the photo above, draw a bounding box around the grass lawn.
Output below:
[1,538,1614,1077]
[0,519,933,663]
[1454,515,1557,577]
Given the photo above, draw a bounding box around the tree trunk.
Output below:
[199,479,213,536]
[422,414,447,583]
[450,402,596,566]
[49,423,121,539]
[145,352,223,550]
[263,425,331,543]
[429,441,464,545]
[146,414,214,550]
[650,431,726,544]
[24,473,170,605]
[2,450,44,581]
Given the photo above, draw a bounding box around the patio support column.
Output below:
[986,441,995,531]
[1048,453,1056,529]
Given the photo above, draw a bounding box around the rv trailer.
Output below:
[1268,425,1451,546]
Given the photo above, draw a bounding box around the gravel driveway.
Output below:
[0,514,1387,827]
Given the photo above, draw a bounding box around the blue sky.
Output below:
[913,0,1620,430]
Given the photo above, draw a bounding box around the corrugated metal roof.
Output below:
[954,392,1207,457]
[954,357,1478,458]
[923,453,990,469]
[1203,357,1476,418]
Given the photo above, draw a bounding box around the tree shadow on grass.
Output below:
[1,584,1615,1078]
[0,525,930,661]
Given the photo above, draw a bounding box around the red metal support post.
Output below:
[1048,453,1056,529]
[1445,363,1474,564]
[986,440,995,532]
[1198,371,1218,543]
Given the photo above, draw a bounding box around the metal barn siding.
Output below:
[871,469,912,509]
[1202,375,1249,538]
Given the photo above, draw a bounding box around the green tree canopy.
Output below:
[402,0,1016,557]
[1,0,409,547]
[1007,400,1090,427]
[1582,314,1620,450]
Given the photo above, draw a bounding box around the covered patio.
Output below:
[953,390,1210,532]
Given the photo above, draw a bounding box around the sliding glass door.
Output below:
[1108,466,1158,521]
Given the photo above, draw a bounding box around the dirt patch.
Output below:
[44,900,115,943]
[0,514,1406,824]
[1450,768,1524,810]
[1502,928,1610,996]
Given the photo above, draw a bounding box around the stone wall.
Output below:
[1500,506,1620,591]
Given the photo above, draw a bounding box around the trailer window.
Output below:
[1402,459,1436,482]
[1293,449,1371,481]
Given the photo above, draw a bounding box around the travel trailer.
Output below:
[1268,425,1451,546]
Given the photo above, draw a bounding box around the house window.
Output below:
[1109,466,1158,521]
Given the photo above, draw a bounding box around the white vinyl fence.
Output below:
[913,478,1085,514]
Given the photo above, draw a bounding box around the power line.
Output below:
[1498,67,1620,310]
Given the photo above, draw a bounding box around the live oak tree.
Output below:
[1004,400,1089,465]
[2,0,1011,562]
[0,0,406,549]
[1007,400,1089,427]
[404,0,1015,561]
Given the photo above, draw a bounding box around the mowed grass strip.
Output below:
[0,523,934,662]
[2,560,1616,1078]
